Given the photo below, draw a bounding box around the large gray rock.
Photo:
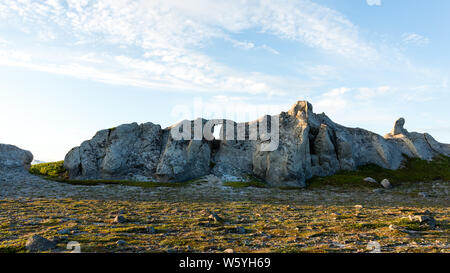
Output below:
[63,101,450,186]
[64,122,162,180]
[0,144,33,170]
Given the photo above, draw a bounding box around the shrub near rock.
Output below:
[29,161,67,178]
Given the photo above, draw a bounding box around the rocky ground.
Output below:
[0,167,449,253]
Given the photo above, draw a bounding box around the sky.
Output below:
[0,0,449,162]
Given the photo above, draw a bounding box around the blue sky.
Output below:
[0,0,449,161]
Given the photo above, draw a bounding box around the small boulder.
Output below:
[409,215,436,229]
[380,179,392,189]
[116,240,126,246]
[364,177,377,184]
[373,189,384,194]
[147,226,156,234]
[235,226,246,234]
[113,215,127,224]
[208,212,223,222]
[57,228,71,235]
[418,192,429,198]
[26,235,56,252]
[224,249,234,253]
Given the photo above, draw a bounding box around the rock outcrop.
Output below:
[0,144,33,170]
[63,101,450,187]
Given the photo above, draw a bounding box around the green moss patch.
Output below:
[29,161,67,178]
[307,156,450,189]
[46,178,193,188]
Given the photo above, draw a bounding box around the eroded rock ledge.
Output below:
[63,101,450,187]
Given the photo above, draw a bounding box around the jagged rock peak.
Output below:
[389,117,408,136]
[287,100,313,117]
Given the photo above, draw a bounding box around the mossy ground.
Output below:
[29,161,206,188]
[8,156,448,253]
[307,156,450,189]
[0,199,447,253]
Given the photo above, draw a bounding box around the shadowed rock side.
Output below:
[63,101,450,187]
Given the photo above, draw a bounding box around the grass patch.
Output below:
[46,177,193,188]
[223,175,267,188]
[29,161,67,178]
[29,161,206,188]
[392,218,430,231]
[223,181,266,188]
[307,156,450,189]
[347,222,389,230]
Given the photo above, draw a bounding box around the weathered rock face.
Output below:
[65,122,163,180]
[64,101,450,186]
[384,118,450,160]
[0,144,33,170]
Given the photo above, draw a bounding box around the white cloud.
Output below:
[228,38,255,50]
[0,37,8,46]
[0,0,380,96]
[402,33,430,46]
[260,45,280,55]
[366,0,382,6]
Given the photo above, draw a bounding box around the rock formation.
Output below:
[63,101,450,187]
[0,144,33,170]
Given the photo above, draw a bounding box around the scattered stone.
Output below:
[388,224,418,234]
[380,179,392,189]
[235,226,246,234]
[224,249,234,253]
[113,215,127,223]
[57,228,71,235]
[418,192,429,198]
[147,226,156,234]
[25,235,56,252]
[208,212,223,222]
[364,177,378,184]
[373,189,384,194]
[354,205,363,209]
[52,236,68,242]
[116,240,126,246]
[389,224,401,231]
[409,215,436,229]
